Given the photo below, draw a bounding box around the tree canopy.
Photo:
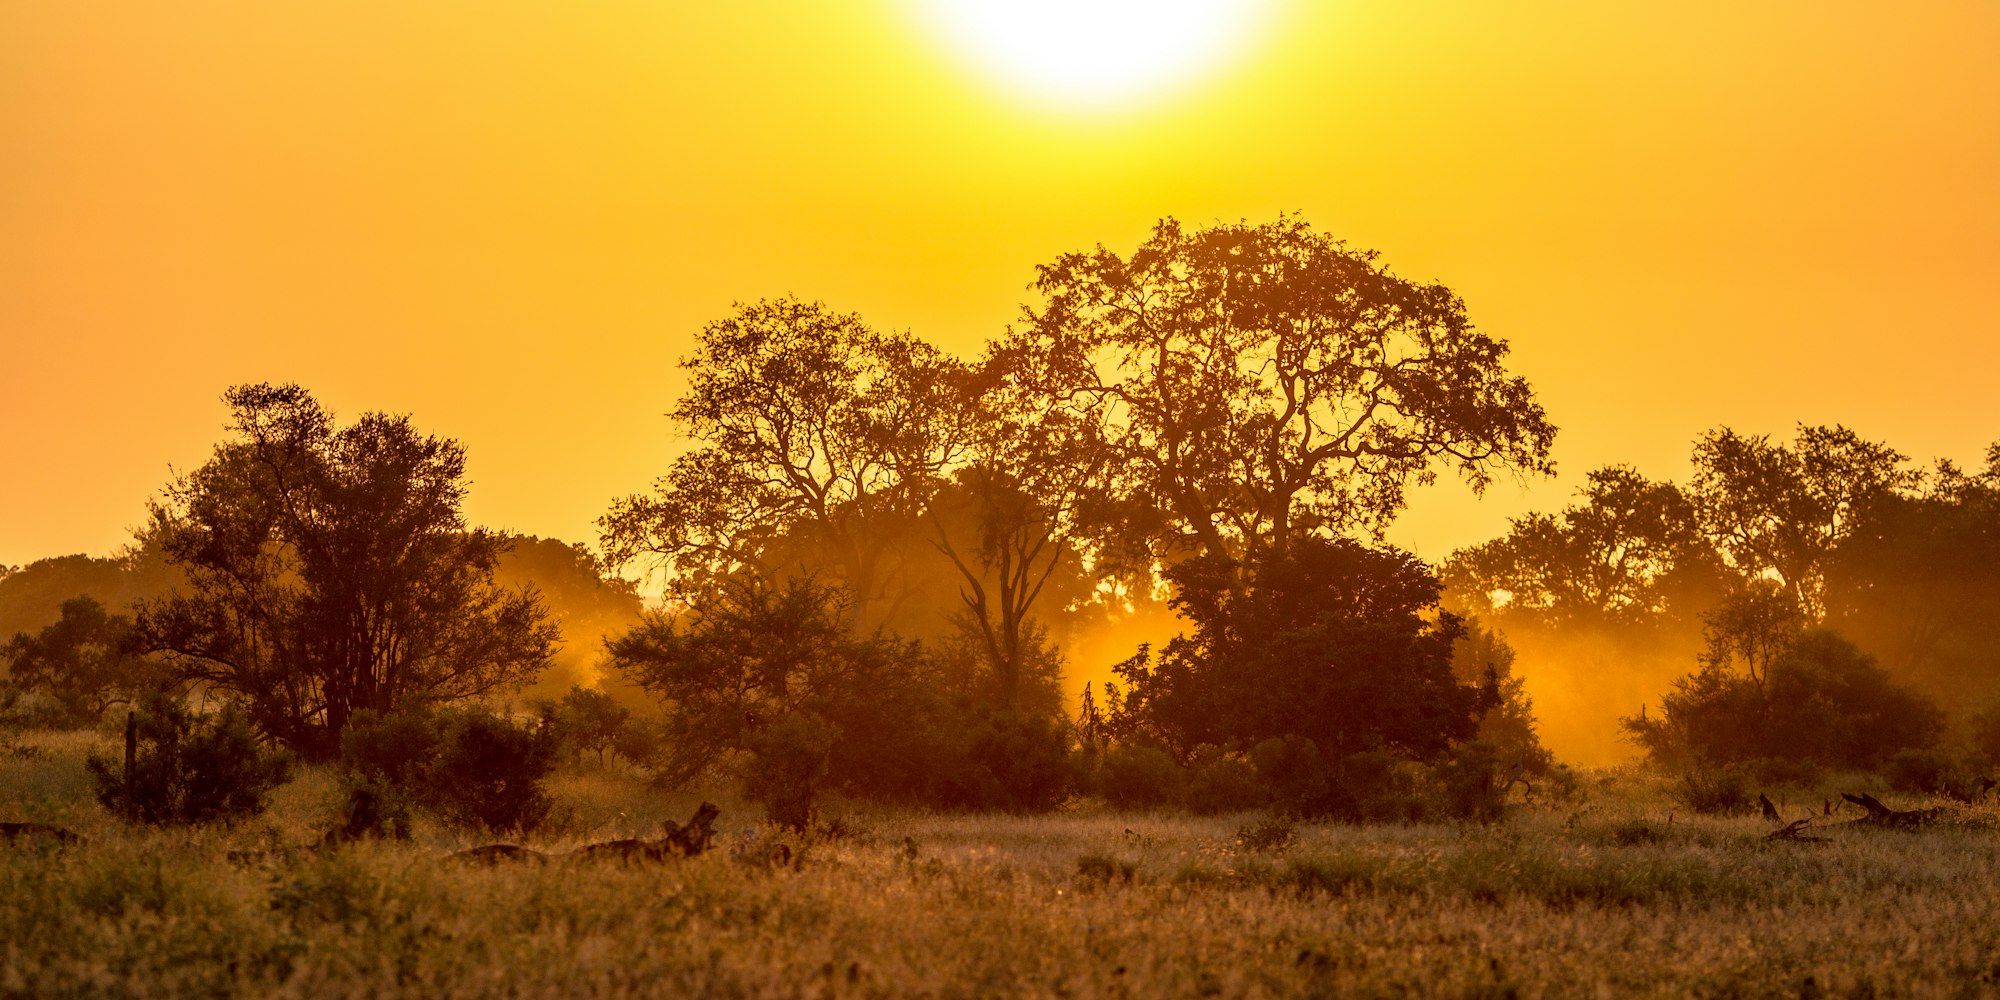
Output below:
[137,384,558,759]
[1016,215,1556,566]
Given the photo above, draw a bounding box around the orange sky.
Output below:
[5,0,1998,575]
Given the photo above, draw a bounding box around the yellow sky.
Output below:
[4,0,1997,574]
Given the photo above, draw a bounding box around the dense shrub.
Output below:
[1885,748,1987,801]
[340,705,557,834]
[1431,741,1512,823]
[1624,628,1943,771]
[743,712,837,829]
[1673,765,1753,816]
[1250,736,1353,819]
[1100,745,1184,810]
[86,694,292,825]
[1185,746,1267,815]
[935,710,1077,812]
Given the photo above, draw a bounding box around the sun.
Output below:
[913,0,1273,110]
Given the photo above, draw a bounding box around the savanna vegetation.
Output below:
[6,215,2000,996]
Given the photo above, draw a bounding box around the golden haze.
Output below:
[4,2,1997,762]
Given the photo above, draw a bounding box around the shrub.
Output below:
[1885,748,1986,801]
[1431,741,1510,823]
[1100,745,1185,810]
[1185,745,1267,815]
[1250,736,1354,819]
[942,710,1076,812]
[744,712,837,829]
[1339,748,1428,823]
[339,705,556,834]
[1673,764,1753,815]
[86,694,292,825]
[424,707,557,834]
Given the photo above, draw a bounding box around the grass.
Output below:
[6,731,2000,998]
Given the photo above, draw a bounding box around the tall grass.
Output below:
[4,729,1999,998]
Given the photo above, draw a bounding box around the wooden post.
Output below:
[123,710,137,825]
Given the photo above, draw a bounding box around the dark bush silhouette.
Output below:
[86,694,292,825]
[1104,538,1486,765]
[1624,626,1943,771]
[1099,745,1184,810]
[742,712,836,829]
[339,705,557,834]
[1185,746,1267,815]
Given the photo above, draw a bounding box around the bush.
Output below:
[86,694,292,825]
[744,712,837,829]
[937,710,1077,812]
[1673,764,1753,815]
[339,705,556,834]
[1250,736,1354,819]
[1885,748,1986,801]
[1100,745,1184,810]
[1431,741,1510,823]
[1185,746,1267,815]
[423,707,557,834]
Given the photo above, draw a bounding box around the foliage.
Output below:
[1248,736,1352,819]
[1184,746,1267,815]
[1099,745,1185,810]
[1623,625,1943,772]
[136,384,558,760]
[1449,617,1552,773]
[1015,214,1556,566]
[1690,424,1918,619]
[340,705,557,834]
[85,694,292,825]
[1443,466,1727,630]
[1104,537,1485,763]
[598,298,977,620]
[3,595,166,724]
[742,712,837,829]
[543,686,630,767]
[1672,764,1754,816]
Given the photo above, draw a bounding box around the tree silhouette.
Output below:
[1445,466,1727,629]
[137,384,558,759]
[600,298,978,626]
[1691,424,1917,619]
[2,595,165,723]
[1016,215,1556,568]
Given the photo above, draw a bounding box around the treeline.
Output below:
[2,215,1563,827]
[5,214,1990,830]
[1447,427,2000,802]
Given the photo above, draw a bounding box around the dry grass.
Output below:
[5,730,2000,998]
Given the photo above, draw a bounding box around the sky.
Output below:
[5,0,1998,574]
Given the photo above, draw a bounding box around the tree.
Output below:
[599,298,978,627]
[1017,215,1556,568]
[1825,447,2000,701]
[1621,628,1942,771]
[3,595,166,723]
[85,693,293,825]
[137,384,558,759]
[1691,424,1918,619]
[1444,466,1728,630]
[1103,537,1485,763]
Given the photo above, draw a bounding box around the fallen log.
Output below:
[1837,792,1945,830]
[1765,819,1827,843]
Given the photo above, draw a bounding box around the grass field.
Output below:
[5,728,2000,999]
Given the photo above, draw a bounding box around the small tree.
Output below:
[3,595,166,724]
[138,384,559,759]
[548,686,630,767]
[86,694,292,825]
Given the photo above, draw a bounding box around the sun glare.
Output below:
[915,0,1272,110]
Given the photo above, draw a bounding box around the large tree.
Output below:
[1017,215,1556,568]
[600,298,979,626]
[138,384,557,759]
[1444,466,1728,629]
[1691,423,1917,619]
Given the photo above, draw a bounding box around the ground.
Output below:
[4,728,1999,999]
